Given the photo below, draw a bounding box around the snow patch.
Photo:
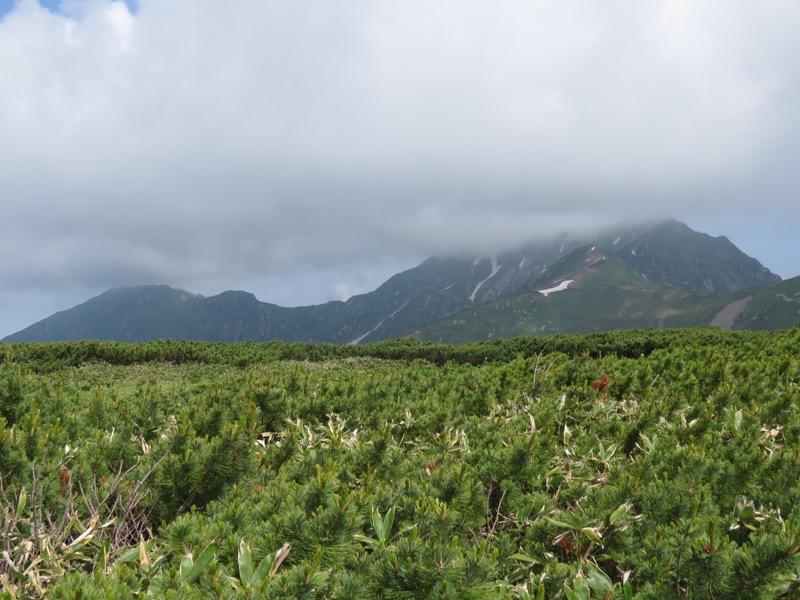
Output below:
[613,237,621,245]
[349,300,410,344]
[538,280,574,297]
[519,257,527,270]
[631,249,637,256]
[469,258,501,302]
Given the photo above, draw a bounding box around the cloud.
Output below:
[1,0,799,335]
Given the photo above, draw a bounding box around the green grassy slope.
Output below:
[734,276,800,330]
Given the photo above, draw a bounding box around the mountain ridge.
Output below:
[4,219,791,344]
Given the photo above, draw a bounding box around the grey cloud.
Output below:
[1,0,800,336]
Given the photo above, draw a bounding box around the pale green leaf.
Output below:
[238,539,254,586]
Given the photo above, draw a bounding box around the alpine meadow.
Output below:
[2,329,800,598]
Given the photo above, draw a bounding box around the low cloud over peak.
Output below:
[1,0,799,336]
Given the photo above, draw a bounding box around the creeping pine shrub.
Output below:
[0,365,24,425]
[1,330,799,598]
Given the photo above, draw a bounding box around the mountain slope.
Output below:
[413,245,742,343]
[731,276,800,330]
[325,218,780,343]
[3,286,197,343]
[3,219,787,343]
[616,219,779,293]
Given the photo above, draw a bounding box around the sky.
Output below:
[1,0,799,338]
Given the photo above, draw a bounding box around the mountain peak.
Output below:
[3,219,788,343]
[619,221,779,293]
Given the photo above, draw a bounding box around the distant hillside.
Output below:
[413,244,789,343]
[730,277,800,331]
[3,219,789,343]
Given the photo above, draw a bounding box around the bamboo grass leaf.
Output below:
[608,502,633,527]
[114,540,149,566]
[581,526,603,545]
[180,543,217,584]
[238,539,254,586]
[510,553,542,565]
[269,543,291,580]
[251,552,275,584]
[179,554,193,582]
[16,487,26,518]
[567,575,590,600]
[585,565,613,593]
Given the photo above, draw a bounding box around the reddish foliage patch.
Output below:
[591,374,612,395]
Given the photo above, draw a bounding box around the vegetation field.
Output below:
[1,329,799,598]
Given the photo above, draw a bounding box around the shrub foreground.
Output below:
[1,329,799,598]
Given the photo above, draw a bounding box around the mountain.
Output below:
[415,268,800,343]
[412,245,755,343]
[3,219,789,343]
[618,219,778,293]
[726,276,800,331]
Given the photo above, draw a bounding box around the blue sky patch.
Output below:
[0,0,137,19]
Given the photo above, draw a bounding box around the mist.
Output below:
[1,0,799,336]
